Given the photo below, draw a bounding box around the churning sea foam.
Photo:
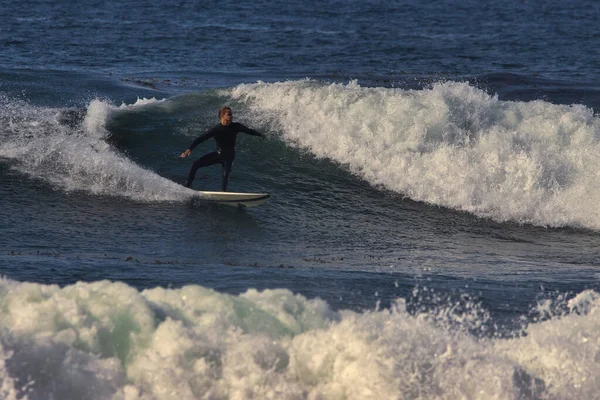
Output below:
[0,278,598,399]
[232,80,600,230]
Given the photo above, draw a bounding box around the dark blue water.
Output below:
[1,0,600,398]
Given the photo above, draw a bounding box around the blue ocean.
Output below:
[2,0,600,398]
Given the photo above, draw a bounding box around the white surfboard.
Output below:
[195,191,270,208]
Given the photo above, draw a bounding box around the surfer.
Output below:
[180,106,265,191]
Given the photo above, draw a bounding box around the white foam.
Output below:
[0,278,598,399]
[117,97,165,109]
[0,96,190,202]
[232,80,600,229]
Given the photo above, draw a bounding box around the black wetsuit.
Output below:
[184,122,264,191]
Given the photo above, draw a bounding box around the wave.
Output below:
[0,277,597,399]
[4,80,600,231]
[231,79,600,229]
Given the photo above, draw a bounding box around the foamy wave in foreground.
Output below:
[0,95,189,202]
[0,278,598,399]
[232,80,600,229]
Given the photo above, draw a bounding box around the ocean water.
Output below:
[1,0,600,398]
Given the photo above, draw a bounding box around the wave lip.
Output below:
[232,79,600,229]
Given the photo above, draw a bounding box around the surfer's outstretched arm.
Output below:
[180,127,218,157]
[238,123,265,138]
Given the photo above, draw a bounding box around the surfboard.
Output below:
[195,191,270,208]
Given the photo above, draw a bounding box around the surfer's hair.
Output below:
[218,106,232,118]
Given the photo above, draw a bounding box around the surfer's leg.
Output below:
[221,158,234,192]
[185,152,220,188]
[219,151,235,192]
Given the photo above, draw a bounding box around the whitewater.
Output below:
[0,278,598,399]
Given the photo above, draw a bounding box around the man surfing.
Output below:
[180,106,265,191]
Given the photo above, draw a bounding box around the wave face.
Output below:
[232,80,600,229]
[0,278,598,399]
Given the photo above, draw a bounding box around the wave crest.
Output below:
[232,80,600,229]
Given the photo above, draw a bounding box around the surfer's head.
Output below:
[219,106,233,126]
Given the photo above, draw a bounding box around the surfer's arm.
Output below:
[238,123,265,138]
[180,127,217,157]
